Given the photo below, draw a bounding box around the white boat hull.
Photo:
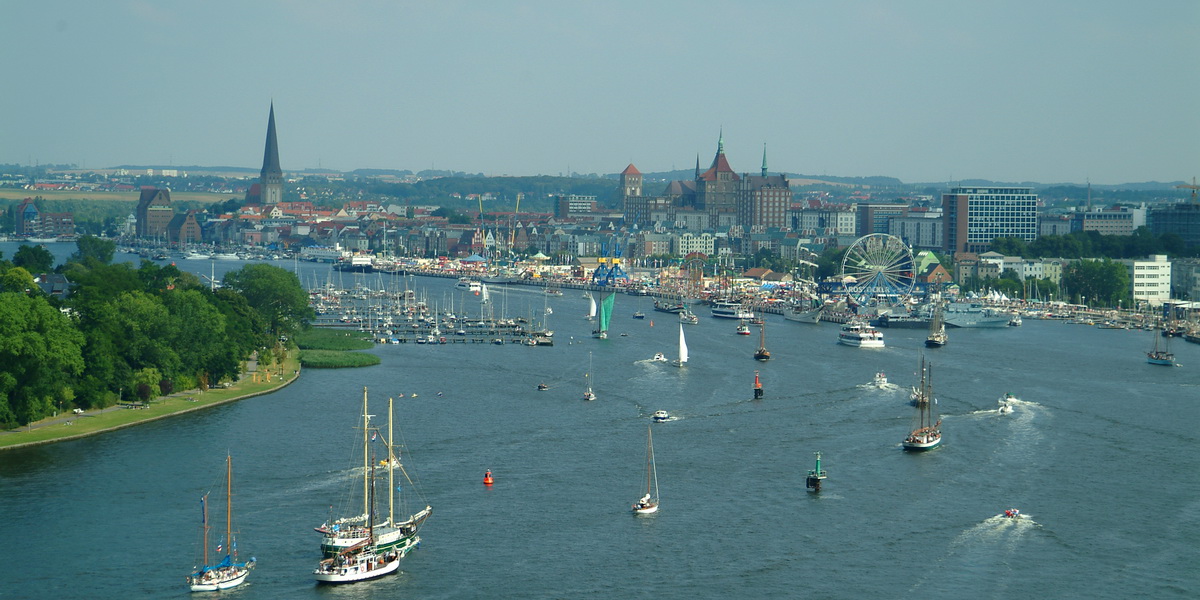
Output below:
[313,551,402,583]
[783,307,822,324]
[188,564,252,592]
[633,503,659,514]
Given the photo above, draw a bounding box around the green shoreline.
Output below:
[0,351,302,451]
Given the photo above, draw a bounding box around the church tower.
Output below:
[259,103,284,205]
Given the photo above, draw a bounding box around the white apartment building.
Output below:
[1126,254,1172,306]
[674,231,716,256]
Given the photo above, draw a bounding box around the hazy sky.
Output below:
[3,1,1197,184]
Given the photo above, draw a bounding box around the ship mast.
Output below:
[388,395,395,526]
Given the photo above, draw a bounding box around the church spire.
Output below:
[717,128,725,155]
[761,143,768,176]
[262,102,282,178]
[695,154,700,178]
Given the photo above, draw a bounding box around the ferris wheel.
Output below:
[838,233,916,302]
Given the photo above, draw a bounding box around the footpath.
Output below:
[0,352,301,451]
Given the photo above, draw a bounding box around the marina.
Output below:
[3,244,1200,598]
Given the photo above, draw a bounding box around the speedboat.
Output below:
[633,311,646,319]
[873,372,888,387]
[736,322,751,335]
[998,393,1017,415]
[1002,508,1021,519]
[652,410,670,422]
[537,383,549,391]
[651,352,668,362]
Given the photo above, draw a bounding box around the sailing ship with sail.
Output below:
[902,360,941,451]
[314,389,432,568]
[1147,328,1177,366]
[632,426,660,514]
[674,323,689,367]
[187,454,255,592]
[592,291,615,338]
[925,303,947,348]
[585,293,597,321]
[754,323,770,361]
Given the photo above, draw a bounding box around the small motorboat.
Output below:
[998,393,1017,415]
[537,382,549,391]
[651,352,668,362]
[873,372,888,387]
[652,410,670,422]
[633,311,646,319]
[1003,508,1021,519]
[736,322,751,335]
[679,311,699,325]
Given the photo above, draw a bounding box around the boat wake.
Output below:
[857,381,900,391]
[908,513,1041,594]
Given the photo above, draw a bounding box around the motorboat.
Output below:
[998,393,1017,415]
[838,322,885,348]
[651,352,668,362]
[710,300,754,320]
[873,372,888,387]
[632,311,646,319]
[537,383,549,391]
[652,410,670,422]
[679,311,699,325]
[1002,508,1021,519]
[736,321,751,335]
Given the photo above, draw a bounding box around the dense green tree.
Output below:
[0,266,36,294]
[12,244,55,274]
[1062,259,1131,307]
[222,264,313,338]
[0,292,85,427]
[162,289,240,385]
[70,235,116,266]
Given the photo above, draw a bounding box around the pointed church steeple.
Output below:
[761,143,768,176]
[717,128,725,155]
[259,103,284,204]
[695,154,701,178]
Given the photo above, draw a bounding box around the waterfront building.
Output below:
[136,187,174,239]
[856,203,908,237]
[1123,254,1172,307]
[888,211,943,251]
[167,211,203,245]
[942,186,1038,255]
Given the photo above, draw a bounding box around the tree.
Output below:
[12,244,54,274]
[0,292,85,427]
[1062,259,1131,307]
[0,266,36,294]
[70,235,116,266]
[222,264,313,338]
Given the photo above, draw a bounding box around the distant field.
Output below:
[0,189,236,204]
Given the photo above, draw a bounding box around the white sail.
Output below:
[480,283,490,304]
[587,294,597,320]
[676,324,688,366]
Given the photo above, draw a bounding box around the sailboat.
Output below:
[585,293,597,321]
[583,353,597,400]
[632,426,660,514]
[902,359,941,451]
[673,323,689,367]
[480,283,491,305]
[754,323,770,361]
[1147,328,1177,366]
[925,303,947,348]
[187,455,255,592]
[314,388,432,581]
[592,291,614,338]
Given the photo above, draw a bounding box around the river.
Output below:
[2,242,1199,598]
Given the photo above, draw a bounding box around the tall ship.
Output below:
[592,291,615,339]
[315,388,432,562]
[783,300,823,324]
[925,305,947,348]
[943,302,1010,328]
[902,360,941,451]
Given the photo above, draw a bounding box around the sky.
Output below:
[3,1,1198,185]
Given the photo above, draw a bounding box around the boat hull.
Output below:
[902,437,941,451]
[313,553,402,583]
[188,564,253,592]
[632,504,659,514]
[783,307,822,324]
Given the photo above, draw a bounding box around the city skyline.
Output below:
[2,1,1197,185]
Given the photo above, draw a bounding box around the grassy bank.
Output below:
[296,327,379,368]
[0,351,301,450]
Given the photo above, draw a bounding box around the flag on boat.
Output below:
[371,431,378,441]
[216,544,222,552]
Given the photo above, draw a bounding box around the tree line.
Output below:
[0,237,312,428]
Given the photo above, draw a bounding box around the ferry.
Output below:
[838,322,885,348]
[710,300,754,320]
[301,245,350,263]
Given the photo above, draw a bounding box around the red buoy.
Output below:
[483,470,494,485]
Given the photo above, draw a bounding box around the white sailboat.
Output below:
[632,426,660,514]
[585,293,597,321]
[187,455,255,592]
[314,388,432,582]
[673,323,689,367]
[902,360,941,451]
[583,352,596,401]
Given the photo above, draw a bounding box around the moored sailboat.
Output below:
[632,426,660,514]
[187,455,255,592]
[583,352,597,400]
[1147,328,1177,366]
